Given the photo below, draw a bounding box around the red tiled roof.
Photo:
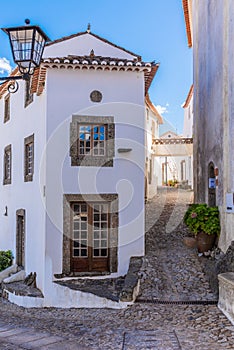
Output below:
[183,84,193,108]
[0,66,47,99]
[42,55,159,95]
[0,55,158,98]
[46,31,142,60]
[31,66,47,96]
[182,0,192,48]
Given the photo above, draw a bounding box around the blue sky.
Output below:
[0,0,192,133]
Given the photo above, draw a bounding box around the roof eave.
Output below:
[182,0,192,48]
[145,63,159,96]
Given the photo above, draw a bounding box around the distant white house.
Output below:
[183,85,193,138]
[0,27,159,308]
[154,117,193,189]
[145,94,163,200]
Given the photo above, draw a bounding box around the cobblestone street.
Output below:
[0,188,234,349]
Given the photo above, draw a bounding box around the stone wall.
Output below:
[193,0,234,252]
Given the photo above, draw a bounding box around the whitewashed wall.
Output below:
[44,33,137,60]
[43,66,145,283]
[0,80,47,291]
[145,107,160,199]
[183,94,193,138]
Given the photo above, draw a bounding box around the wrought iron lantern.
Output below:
[0,19,50,93]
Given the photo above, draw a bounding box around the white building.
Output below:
[0,28,158,308]
[183,85,193,138]
[145,94,163,200]
[155,119,193,189]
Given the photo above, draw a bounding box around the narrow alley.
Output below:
[0,188,234,350]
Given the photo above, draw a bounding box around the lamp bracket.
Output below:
[0,73,30,93]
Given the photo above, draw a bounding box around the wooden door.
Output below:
[16,213,25,268]
[70,203,109,273]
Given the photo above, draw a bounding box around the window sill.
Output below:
[71,156,113,167]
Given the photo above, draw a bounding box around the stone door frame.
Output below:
[16,209,26,268]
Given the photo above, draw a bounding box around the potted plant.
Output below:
[184,204,220,253]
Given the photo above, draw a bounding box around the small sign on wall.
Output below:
[209,178,216,189]
[226,193,234,213]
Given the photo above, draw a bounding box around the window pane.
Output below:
[94,249,99,257]
[101,249,107,257]
[81,249,87,257]
[94,240,99,248]
[81,223,87,230]
[81,240,87,247]
[74,249,80,257]
[73,204,80,212]
[74,231,79,239]
[101,240,107,248]
[81,231,87,239]
[94,214,99,221]
[94,232,100,239]
[74,222,79,230]
[101,231,107,239]
[81,204,87,212]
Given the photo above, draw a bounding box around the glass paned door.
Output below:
[70,203,109,272]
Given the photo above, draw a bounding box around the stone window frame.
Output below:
[62,193,118,276]
[24,134,34,182]
[4,94,10,123]
[70,115,115,167]
[24,77,34,108]
[3,144,12,185]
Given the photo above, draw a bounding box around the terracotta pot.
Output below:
[183,237,197,249]
[196,231,216,253]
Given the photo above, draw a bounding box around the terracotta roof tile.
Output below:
[42,55,159,95]
[31,66,47,96]
[0,55,158,99]
[182,0,192,48]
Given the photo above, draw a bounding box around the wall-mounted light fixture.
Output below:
[4,206,8,216]
[0,19,50,93]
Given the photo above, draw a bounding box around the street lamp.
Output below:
[0,19,50,93]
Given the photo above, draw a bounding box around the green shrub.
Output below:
[0,250,14,272]
[184,203,220,236]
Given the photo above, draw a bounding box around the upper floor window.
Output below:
[79,125,106,156]
[3,144,11,185]
[4,94,10,123]
[70,115,115,167]
[25,77,34,108]
[24,134,34,182]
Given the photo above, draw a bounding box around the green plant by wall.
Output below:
[184,203,220,236]
[0,250,13,272]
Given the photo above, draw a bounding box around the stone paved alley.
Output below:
[0,188,234,349]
